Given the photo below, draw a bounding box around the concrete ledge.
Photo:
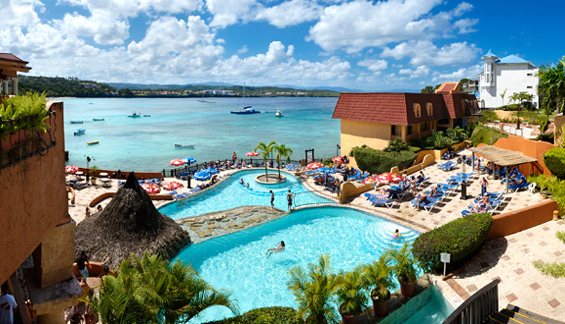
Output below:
[487,200,559,240]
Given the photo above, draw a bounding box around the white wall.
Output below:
[479,63,539,109]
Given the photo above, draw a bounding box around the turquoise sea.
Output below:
[61,97,340,172]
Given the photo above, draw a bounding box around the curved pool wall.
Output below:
[159,169,334,219]
[383,286,455,324]
[176,206,421,323]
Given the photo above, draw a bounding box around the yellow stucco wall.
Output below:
[341,120,391,169]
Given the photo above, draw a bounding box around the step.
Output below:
[504,304,565,324]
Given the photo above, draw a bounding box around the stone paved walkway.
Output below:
[433,220,565,320]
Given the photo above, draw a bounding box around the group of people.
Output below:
[85,205,103,218]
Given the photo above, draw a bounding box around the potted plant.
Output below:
[385,242,418,298]
[0,91,49,150]
[90,165,100,185]
[287,254,339,324]
[334,267,368,324]
[360,254,395,317]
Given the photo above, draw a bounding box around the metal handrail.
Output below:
[442,279,500,324]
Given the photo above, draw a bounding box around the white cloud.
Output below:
[358,59,388,72]
[382,40,480,66]
[454,18,478,34]
[399,65,430,78]
[207,0,257,28]
[237,45,249,54]
[431,64,482,82]
[61,10,130,45]
[255,0,322,28]
[0,0,43,27]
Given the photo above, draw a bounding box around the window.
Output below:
[527,73,533,76]
[413,103,422,118]
[426,102,433,116]
[407,125,413,135]
[527,86,533,89]
[391,125,396,136]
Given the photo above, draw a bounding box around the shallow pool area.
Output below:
[175,206,420,323]
[159,169,334,218]
[383,286,455,324]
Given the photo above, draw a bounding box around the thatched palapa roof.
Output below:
[468,146,537,167]
[75,172,191,268]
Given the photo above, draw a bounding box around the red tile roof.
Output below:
[0,53,28,64]
[333,92,475,125]
[435,82,460,94]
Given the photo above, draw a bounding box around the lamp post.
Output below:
[336,144,341,157]
[86,156,92,183]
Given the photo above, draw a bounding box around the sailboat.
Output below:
[230,82,260,114]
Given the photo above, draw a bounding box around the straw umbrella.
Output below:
[74,172,191,268]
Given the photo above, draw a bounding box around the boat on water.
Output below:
[275,108,284,117]
[231,107,260,114]
[74,129,86,136]
[92,118,105,121]
[128,113,141,118]
[175,144,195,148]
[230,82,260,114]
[70,121,83,124]
[87,141,99,145]
[143,115,151,117]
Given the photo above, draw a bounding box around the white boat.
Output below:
[175,144,195,148]
[128,112,141,118]
[275,108,284,117]
[231,82,260,114]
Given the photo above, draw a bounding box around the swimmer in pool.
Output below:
[266,241,285,258]
[392,229,401,238]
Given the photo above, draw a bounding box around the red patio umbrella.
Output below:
[332,156,343,163]
[363,176,379,184]
[376,172,402,184]
[246,151,260,157]
[65,165,79,174]
[169,159,185,167]
[306,162,324,170]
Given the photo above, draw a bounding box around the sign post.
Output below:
[441,253,451,277]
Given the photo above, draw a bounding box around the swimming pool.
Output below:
[382,286,455,324]
[175,206,420,323]
[159,169,334,218]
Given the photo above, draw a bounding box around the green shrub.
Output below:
[0,91,49,141]
[478,110,498,123]
[557,231,565,244]
[537,132,554,144]
[350,145,417,174]
[412,213,493,272]
[539,118,549,132]
[470,125,508,146]
[528,175,565,215]
[206,307,302,324]
[532,261,565,278]
[544,148,565,180]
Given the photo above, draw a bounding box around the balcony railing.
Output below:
[0,111,57,170]
[442,279,500,324]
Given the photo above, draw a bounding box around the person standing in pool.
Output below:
[266,241,285,257]
[270,190,275,209]
[287,190,294,211]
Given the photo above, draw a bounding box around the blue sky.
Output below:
[1,0,564,91]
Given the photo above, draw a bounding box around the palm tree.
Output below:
[384,242,418,297]
[360,254,395,316]
[255,141,276,182]
[334,266,368,320]
[274,143,293,179]
[287,254,339,324]
[539,58,565,114]
[427,130,452,149]
[510,91,534,129]
[86,252,238,324]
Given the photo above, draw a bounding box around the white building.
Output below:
[478,49,539,109]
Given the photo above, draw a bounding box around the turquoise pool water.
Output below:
[159,169,334,218]
[383,286,454,324]
[175,206,420,323]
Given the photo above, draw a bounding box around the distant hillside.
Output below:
[19,76,133,97]
[17,76,340,97]
[108,82,341,97]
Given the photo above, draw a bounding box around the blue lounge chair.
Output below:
[387,184,411,199]
[410,197,438,213]
[415,177,429,187]
[370,196,396,209]
[509,181,529,192]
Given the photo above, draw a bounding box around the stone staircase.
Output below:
[486,304,565,324]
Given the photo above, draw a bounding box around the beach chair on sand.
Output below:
[509,180,529,192]
[370,196,397,209]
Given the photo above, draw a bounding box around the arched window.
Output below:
[413,103,421,118]
[426,102,433,116]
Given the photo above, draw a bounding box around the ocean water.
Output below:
[61,97,340,172]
